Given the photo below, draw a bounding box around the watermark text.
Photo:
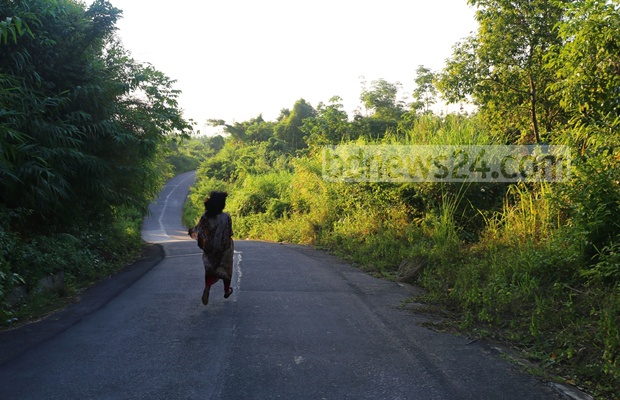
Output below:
[322,145,572,182]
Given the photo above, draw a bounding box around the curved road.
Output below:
[0,171,562,399]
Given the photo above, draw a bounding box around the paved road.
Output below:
[0,172,562,399]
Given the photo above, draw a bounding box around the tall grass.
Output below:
[404,114,493,145]
[482,183,556,245]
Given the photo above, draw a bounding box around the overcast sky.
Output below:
[85,0,479,133]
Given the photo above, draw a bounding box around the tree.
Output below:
[356,78,405,139]
[547,0,620,262]
[208,115,276,144]
[438,0,569,143]
[412,65,438,114]
[548,0,620,151]
[359,78,405,120]
[274,98,316,152]
[301,96,352,147]
[0,0,191,228]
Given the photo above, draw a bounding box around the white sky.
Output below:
[85,0,479,134]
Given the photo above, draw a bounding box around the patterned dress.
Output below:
[193,212,234,281]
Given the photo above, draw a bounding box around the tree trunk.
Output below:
[529,75,541,143]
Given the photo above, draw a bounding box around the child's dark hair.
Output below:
[204,191,228,217]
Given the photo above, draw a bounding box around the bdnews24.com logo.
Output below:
[322,145,572,183]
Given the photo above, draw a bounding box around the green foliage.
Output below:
[556,151,620,268]
[208,115,277,144]
[0,208,24,300]
[274,98,316,152]
[548,0,620,151]
[418,183,620,395]
[412,65,438,114]
[0,13,33,45]
[0,0,191,324]
[229,171,293,219]
[302,96,355,147]
[359,78,405,120]
[438,0,568,143]
[0,204,145,326]
[1,0,190,228]
[166,135,225,174]
[355,78,406,140]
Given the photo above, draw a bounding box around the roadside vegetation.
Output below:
[0,1,191,326]
[183,1,620,397]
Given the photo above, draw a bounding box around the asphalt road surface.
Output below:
[0,171,562,400]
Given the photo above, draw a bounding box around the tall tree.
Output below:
[548,0,620,151]
[0,0,191,227]
[412,65,438,114]
[356,78,405,139]
[438,0,569,143]
[274,98,316,152]
[301,96,352,147]
[359,78,405,120]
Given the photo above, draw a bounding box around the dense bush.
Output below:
[0,204,145,325]
[1,1,190,323]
